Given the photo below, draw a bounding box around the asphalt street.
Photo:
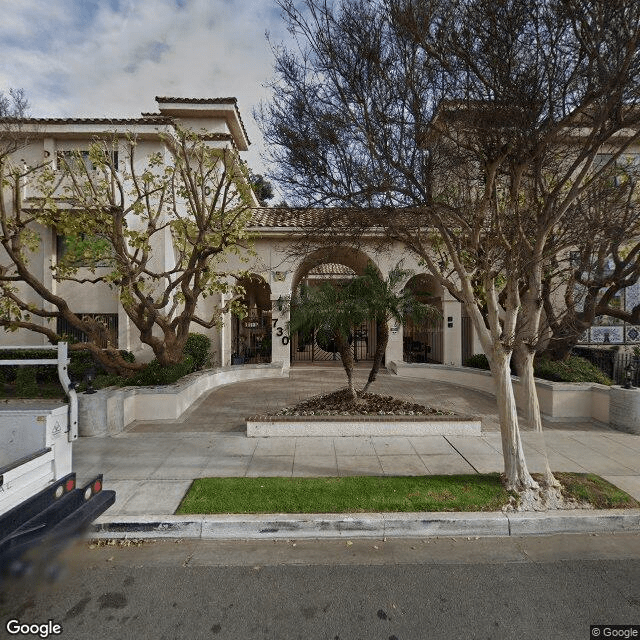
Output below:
[2,534,639,640]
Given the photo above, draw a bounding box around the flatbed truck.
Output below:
[0,343,114,576]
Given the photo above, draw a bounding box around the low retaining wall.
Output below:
[246,414,481,437]
[609,387,640,434]
[388,361,612,424]
[78,363,287,437]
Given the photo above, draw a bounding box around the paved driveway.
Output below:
[74,368,640,515]
[72,367,640,515]
[126,366,605,434]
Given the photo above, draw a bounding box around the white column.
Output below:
[270,295,291,370]
[117,306,130,352]
[442,293,462,366]
[385,318,404,365]
[220,294,233,366]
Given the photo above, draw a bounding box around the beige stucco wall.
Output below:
[390,361,610,423]
[1,118,472,367]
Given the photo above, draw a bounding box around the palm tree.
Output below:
[290,262,441,400]
[289,280,368,399]
[349,263,441,393]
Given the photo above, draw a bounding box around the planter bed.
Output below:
[246,413,481,437]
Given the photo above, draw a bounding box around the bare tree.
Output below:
[259,0,640,492]
[0,88,29,119]
[540,161,640,360]
[0,126,255,375]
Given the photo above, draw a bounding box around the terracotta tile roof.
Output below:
[155,97,238,104]
[0,116,169,125]
[2,115,237,148]
[307,262,356,276]
[154,96,250,145]
[249,206,425,231]
[250,207,329,228]
[250,207,392,228]
[200,133,233,140]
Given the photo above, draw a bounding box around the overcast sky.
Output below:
[0,0,290,175]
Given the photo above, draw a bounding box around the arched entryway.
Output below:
[231,274,272,364]
[289,248,380,364]
[402,274,444,363]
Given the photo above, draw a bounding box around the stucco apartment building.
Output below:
[1,97,638,371]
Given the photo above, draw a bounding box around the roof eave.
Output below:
[155,98,250,151]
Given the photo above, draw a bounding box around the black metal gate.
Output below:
[291,319,377,362]
[56,313,119,348]
[403,317,443,363]
[461,315,473,365]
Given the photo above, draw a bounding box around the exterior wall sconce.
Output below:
[276,295,291,312]
[84,367,97,394]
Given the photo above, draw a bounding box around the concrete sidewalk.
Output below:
[73,367,640,535]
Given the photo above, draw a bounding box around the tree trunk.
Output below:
[336,333,357,399]
[515,343,559,487]
[491,349,538,492]
[362,319,388,394]
[540,315,591,361]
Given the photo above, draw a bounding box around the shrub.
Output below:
[15,367,39,397]
[68,350,97,384]
[118,356,195,387]
[0,349,57,383]
[183,333,211,371]
[463,352,609,384]
[119,350,136,363]
[533,355,613,385]
[463,353,490,370]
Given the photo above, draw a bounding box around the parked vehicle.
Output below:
[0,343,114,577]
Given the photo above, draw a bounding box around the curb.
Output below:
[90,509,640,540]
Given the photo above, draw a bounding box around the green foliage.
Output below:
[464,352,613,385]
[0,349,59,383]
[348,262,441,326]
[118,356,195,387]
[290,280,368,341]
[533,355,613,385]
[247,170,274,206]
[2,124,256,374]
[15,366,38,397]
[118,350,136,363]
[92,373,124,390]
[0,347,137,396]
[183,333,211,371]
[464,353,491,370]
[56,233,114,272]
[290,262,440,340]
[67,350,98,384]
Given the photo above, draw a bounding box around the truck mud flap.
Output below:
[0,474,115,576]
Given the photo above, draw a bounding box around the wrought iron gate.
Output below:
[461,315,473,364]
[403,317,443,363]
[291,319,377,362]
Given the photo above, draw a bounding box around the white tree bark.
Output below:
[490,346,538,491]
[516,343,559,487]
[455,274,538,491]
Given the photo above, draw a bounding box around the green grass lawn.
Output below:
[175,473,639,515]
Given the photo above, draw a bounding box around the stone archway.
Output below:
[402,274,444,363]
[231,274,272,364]
[290,247,381,364]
